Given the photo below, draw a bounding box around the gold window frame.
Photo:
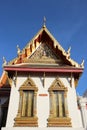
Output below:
[14,77,38,127]
[47,77,72,127]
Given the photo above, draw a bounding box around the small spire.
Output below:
[43,16,46,27]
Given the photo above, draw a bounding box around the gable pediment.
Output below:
[23,42,66,66]
[7,25,81,68]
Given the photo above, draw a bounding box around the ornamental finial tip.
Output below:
[43,16,46,27]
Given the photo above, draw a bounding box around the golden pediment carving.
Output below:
[19,77,38,91]
[23,42,64,65]
[48,77,67,91]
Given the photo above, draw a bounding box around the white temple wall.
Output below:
[67,78,82,128]
[6,76,27,127]
[6,74,83,128]
[77,109,83,127]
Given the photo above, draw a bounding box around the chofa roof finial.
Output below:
[43,16,46,27]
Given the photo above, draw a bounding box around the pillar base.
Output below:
[14,117,38,127]
[47,117,72,127]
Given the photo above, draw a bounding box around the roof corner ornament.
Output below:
[66,46,71,58]
[43,16,46,28]
[17,45,21,56]
[2,56,7,66]
[80,59,84,68]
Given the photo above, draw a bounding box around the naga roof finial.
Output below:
[66,46,71,58]
[17,45,21,56]
[80,59,84,68]
[2,56,7,66]
[67,46,71,54]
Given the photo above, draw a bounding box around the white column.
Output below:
[79,97,87,128]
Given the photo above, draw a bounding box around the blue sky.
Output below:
[0,0,87,95]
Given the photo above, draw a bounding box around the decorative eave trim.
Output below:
[4,66,83,73]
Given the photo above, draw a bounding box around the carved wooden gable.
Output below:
[24,42,65,66]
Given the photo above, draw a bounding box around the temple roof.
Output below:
[3,24,84,69]
[0,71,11,97]
[0,23,84,89]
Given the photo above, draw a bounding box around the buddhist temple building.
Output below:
[0,21,87,130]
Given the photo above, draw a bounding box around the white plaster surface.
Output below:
[5,75,84,128]
[79,97,87,128]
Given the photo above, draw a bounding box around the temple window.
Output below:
[14,77,38,127]
[48,77,72,127]
[53,90,65,117]
[21,90,34,117]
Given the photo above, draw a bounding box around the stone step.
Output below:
[1,127,85,130]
